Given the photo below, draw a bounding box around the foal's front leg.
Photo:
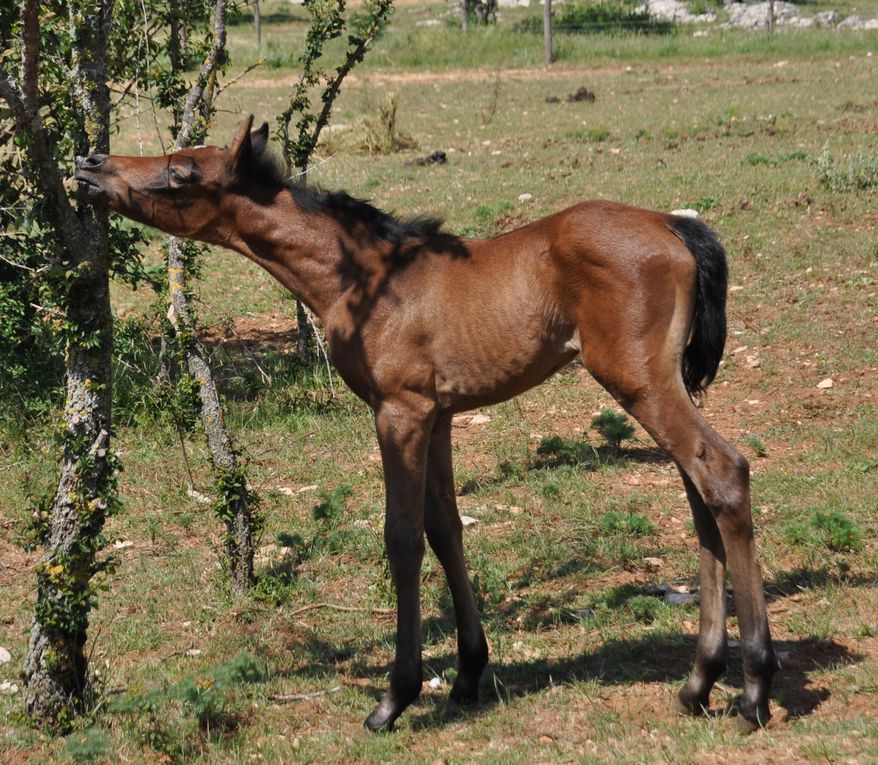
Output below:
[364,399,434,732]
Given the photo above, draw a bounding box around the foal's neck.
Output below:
[222,186,348,321]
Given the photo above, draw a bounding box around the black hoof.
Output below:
[449,675,479,706]
[364,680,422,733]
[364,705,397,733]
[675,686,710,716]
[736,699,770,732]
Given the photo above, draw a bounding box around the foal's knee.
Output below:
[384,526,425,576]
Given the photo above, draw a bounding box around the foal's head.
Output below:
[75,116,275,240]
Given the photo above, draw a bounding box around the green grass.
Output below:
[2,5,878,764]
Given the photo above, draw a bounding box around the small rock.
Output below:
[0,680,19,695]
[0,647,10,664]
[644,557,664,570]
[666,592,698,605]
[429,676,442,689]
[113,540,134,550]
[185,648,203,657]
[469,413,491,425]
[670,208,699,218]
[518,193,533,202]
[297,484,318,494]
[816,378,834,389]
[460,515,479,527]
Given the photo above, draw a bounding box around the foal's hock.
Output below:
[75,117,777,731]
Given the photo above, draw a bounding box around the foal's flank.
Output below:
[75,116,777,732]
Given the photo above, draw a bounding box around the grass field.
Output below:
[1,4,877,763]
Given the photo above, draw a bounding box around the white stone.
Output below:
[0,680,18,695]
[518,193,533,202]
[460,515,479,527]
[816,378,834,389]
[0,647,10,664]
[429,677,442,689]
[670,208,699,218]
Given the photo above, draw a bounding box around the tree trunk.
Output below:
[14,0,117,727]
[544,0,553,66]
[167,237,255,595]
[23,228,114,725]
[254,0,261,49]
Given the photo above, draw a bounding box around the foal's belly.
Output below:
[433,329,580,414]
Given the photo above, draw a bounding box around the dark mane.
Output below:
[248,139,445,246]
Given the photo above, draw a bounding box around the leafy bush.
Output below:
[63,728,112,763]
[783,509,863,553]
[815,146,878,192]
[535,435,597,467]
[627,594,665,623]
[113,653,265,759]
[746,150,807,166]
[516,1,675,35]
[591,408,635,448]
[598,509,656,536]
[744,434,767,457]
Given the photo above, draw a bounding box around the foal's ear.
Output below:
[251,122,270,154]
[228,115,256,173]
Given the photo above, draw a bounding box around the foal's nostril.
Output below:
[78,154,108,170]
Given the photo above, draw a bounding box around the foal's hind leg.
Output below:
[676,471,729,715]
[424,417,489,705]
[584,353,777,727]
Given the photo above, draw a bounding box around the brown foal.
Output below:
[75,117,777,731]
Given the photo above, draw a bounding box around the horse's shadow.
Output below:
[277,610,863,731]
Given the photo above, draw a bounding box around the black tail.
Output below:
[668,216,728,397]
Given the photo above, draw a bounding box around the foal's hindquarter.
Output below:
[347,203,776,732]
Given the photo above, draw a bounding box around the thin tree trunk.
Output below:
[167,238,255,595]
[544,0,553,66]
[460,0,469,31]
[164,0,256,594]
[767,0,775,34]
[296,300,316,360]
[0,0,118,729]
[254,0,261,49]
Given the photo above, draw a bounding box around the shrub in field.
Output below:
[63,728,112,763]
[535,435,597,467]
[598,509,656,537]
[783,509,864,553]
[515,1,674,35]
[343,92,416,155]
[627,594,665,623]
[113,653,264,759]
[591,408,635,448]
[744,434,767,457]
[815,146,878,192]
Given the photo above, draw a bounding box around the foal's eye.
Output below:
[169,167,189,185]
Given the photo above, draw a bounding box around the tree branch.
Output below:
[176,0,228,149]
[0,68,82,251]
